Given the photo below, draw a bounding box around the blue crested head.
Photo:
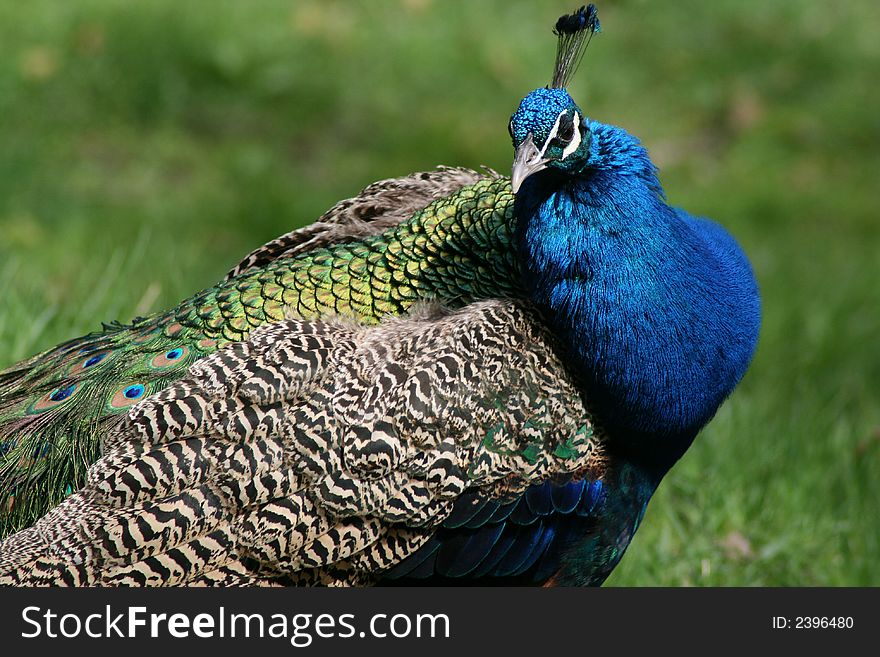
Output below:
[509,88,581,147]
[509,88,592,192]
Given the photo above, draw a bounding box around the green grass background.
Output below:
[0,0,877,585]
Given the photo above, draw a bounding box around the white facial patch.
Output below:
[537,110,566,159]
[561,111,581,160]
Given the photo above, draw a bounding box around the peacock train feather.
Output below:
[0,5,759,586]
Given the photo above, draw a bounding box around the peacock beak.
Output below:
[511,133,550,194]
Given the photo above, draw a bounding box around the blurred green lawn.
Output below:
[0,0,877,585]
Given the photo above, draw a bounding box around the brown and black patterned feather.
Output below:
[0,300,609,586]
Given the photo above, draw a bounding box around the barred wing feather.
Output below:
[0,300,604,586]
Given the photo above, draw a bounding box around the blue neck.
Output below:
[514,122,760,471]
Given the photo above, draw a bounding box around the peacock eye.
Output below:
[557,118,575,143]
[508,119,515,140]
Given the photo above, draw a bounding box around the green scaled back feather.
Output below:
[0,172,519,537]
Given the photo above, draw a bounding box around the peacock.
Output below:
[0,5,760,586]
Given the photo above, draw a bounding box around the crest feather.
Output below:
[551,5,601,89]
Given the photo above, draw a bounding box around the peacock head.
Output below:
[509,5,600,193]
[509,87,590,193]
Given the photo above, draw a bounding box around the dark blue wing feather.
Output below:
[511,522,557,576]
[551,480,585,514]
[435,522,506,577]
[491,520,548,577]
[525,480,554,515]
[486,500,519,524]
[463,499,501,529]
[468,527,520,579]
[509,496,542,525]
[575,479,605,516]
